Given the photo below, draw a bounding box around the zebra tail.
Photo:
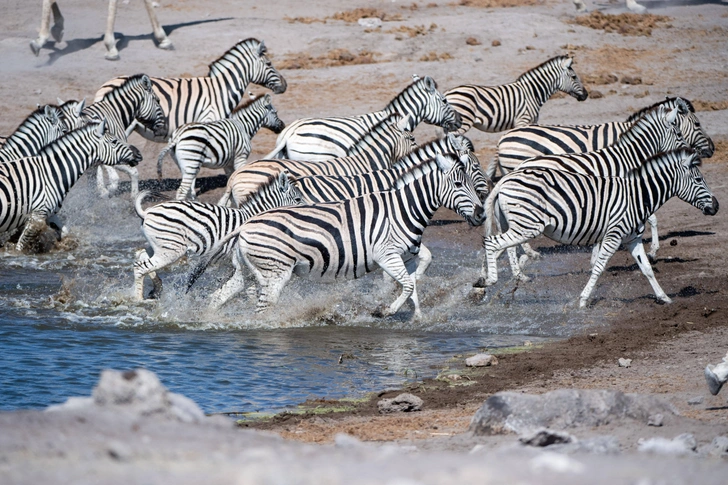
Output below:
[485,154,499,180]
[263,134,289,159]
[157,142,174,180]
[134,191,172,219]
[484,187,498,238]
[185,226,244,292]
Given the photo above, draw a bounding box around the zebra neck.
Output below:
[84,100,134,137]
[385,93,423,131]
[518,69,559,108]
[395,172,441,231]
[394,139,449,170]
[218,72,250,115]
[235,113,264,138]
[630,165,679,217]
[42,134,98,193]
[614,115,665,160]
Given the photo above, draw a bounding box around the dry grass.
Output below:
[330,8,403,23]
[692,100,728,112]
[419,52,453,62]
[458,0,544,7]
[571,12,672,36]
[284,16,326,24]
[386,23,439,38]
[275,49,381,70]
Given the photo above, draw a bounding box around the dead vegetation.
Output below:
[692,100,728,112]
[275,49,381,70]
[330,8,403,23]
[283,16,326,24]
[458,0,544,7]
[387,24,439,38]
[419,52,453,62]
[571,12,672,36]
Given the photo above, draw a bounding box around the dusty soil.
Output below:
[1,0,728,479]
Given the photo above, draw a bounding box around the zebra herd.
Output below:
[0,38,719,317]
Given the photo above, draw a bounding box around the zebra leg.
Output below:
[579,235,621,308]
[376,252,420,319]
[413,243,432,280]
[114,165,140,198]
[104,0,120,61]
[175,160,202,200]
[646,213,659,262]
[30,0,53,55]
[506,246,530,282]
[522,242,541,259]
[142,0,174,50]
[485,155,499,180]
[255,267,294,314]
[133,247,181,300]
[484,229,540,287]
[590,242,601,268]
[16,213,48,253]
[626,236,671,304]
[209,249,248,310]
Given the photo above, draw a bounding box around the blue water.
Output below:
[0,183,599,415]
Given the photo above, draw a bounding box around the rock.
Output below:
[620,75,642,85]
[378,393,423,414]
[618,358,632,368]
[357,17,382,28]
[687,395,704,405]
[465,37,481,45]
[470,389,677,435]
[638,434,697,456]
[548,435,621,455]
[708,436,728,456]
[519,428,576,447]
[107,440,132,461]
[647,413,664,427]
[445,374,462,381]
[589,90,604,99]
[491,39,501,47]
[465,353,498,367]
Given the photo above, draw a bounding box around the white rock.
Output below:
[358,17,382,28]
[647,413,663,427]
[638,434,696,456]
[465,353,498,367]
[618,358,632,368]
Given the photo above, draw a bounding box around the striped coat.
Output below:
[0,105,67,163]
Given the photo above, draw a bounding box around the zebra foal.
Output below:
[156,94,285,200]
[267,75,460,160]
[0,105,67,163]
[0,120,142,252]
[133,170,303,300]
[196,154,484,319]
[492,97,714,178]
[481,148,718,308]
[95,39,287,142]
[444,55,588,135]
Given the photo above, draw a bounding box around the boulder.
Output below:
[465,353,498,367]
[470,389,677,435]
[377,393,423,414]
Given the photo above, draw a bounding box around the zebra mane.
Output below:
[628,148,698,177]
[619,106,666,144]
[96,74,149,101]
[38,122,99,156]
[236,171,286,206]
[516,55,570,82]
[208,38,262,77]
[384,76,437,109]
[347,112,404,153]
[231,93,269,117]
[626,97,695,123]
[8,104,61,133]
[394,157,440,189]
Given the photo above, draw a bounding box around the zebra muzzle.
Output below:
[127,145,143,167]
[703,196,719,216]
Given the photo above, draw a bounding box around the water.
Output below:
[0,181,602,415]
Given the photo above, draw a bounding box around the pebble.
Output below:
[377,393,423,414]
[519,428,576,447]
[465,353,498,367]
[358,17,382,28]
[647,413,664,427]
[491,39,501,47]
[638,434,696,456]
[687,395,704,405]
[618,358,632,368]
[708,436,728,456]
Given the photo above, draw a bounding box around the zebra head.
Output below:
[91,119,142,168]
[671,149,718,216]
[556,56,588,102]
[57,98,86,131]
[673,97,715,159]
[40,104,68,139]
[261,94,286,134]
[435,154,485,226]
[394,114,419,155]
[134,74,167,138]
[419,76,463,132]
[447,134,490,201]
[660,104,689,152]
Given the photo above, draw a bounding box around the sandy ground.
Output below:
[1,0,728,482]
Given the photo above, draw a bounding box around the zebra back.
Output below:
[83,74,166,140]
[445,55,588,134]
[0,105,67,163]
[94,39,287,140]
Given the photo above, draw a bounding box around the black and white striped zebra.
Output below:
[94,38,287,142]
[0,120,142,252]
[480,148,718,308]
[444,55,588,135]
[0,105,67,163]
[491,97,715,178]
[156,94,285,200]
[196,154,484,318]
[266,75,461,161]
[82,74,166,198]
[132,170,303,300]
[217,114,416,206]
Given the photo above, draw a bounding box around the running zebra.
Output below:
[0,105,67,163]
[491,97,714,178]
[0,120,142,252]
[83,74,166,198]
[94,38,287,141]
[217,114,416,206]
[266,75,460,160]
[195,154,484,318]
[156,94,285,200]
[475,103,687,282]
[444,56,588,135]
[480,148,718,308]
[133,170,303,300]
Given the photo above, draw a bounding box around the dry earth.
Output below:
[1,0,728,482]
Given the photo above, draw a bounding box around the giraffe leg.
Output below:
[625,0,647,14]
[50,1,64,42]
[143,0,173,50]
[104,0,120,61]
[30,0,54,56]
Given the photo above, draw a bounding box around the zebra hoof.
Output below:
[30,40,42,56]
[657,296,672,305]
[705,366,724,396]
[472,277,488,288]
[647,254,657,265]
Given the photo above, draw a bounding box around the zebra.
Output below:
[0,105,67,163]
[290,135,488,280]
[0,120,142,252]
[156,94,285,201]
[444,55,588,135]
[94,38,287,142]
[266,75,461,161]
[491,97,714,179]
[82,74,166,198]
[132,170,303,300]
[56,98,87,130]
[193,154,484,319]
[217,114,417,206]
[479,148,718,308]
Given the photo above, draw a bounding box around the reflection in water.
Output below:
[0,181,603,414]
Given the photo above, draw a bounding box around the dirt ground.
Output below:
[2,0,728,470]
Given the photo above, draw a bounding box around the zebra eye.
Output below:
[454,181,463,188]
[695,121,701,128]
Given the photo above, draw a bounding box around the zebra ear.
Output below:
[258,41,267,56]
[75,98,86,116]
[141,75,153,91]
[675,97,690,115]
[43,105,55,121]
[666,106,679,125]
[561,57,574,69]
[277,170,290,189]
[396,114,412,132]
[95,119,107,137]
[424,76,436,93]
[447,133,463,150]
[412,74,420,82]
[434,153,454,173]
[57,97,64,105]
